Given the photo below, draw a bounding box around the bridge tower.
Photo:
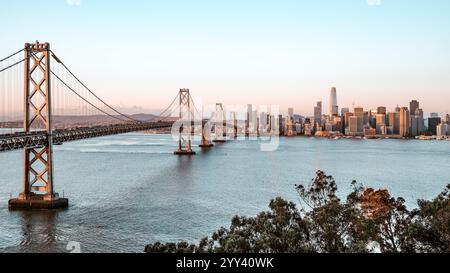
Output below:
[174,89,196,155]
[9,42,68,210]
[231,112,238,139]
[213,103,226,143]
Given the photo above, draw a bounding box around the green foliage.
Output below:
[145,171,450,253]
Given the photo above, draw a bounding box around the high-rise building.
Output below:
[416,109,425,134]
[395,105,401,113]
[288,108,294,117]
[341,108,349,117]
[376,114,386,134]
[389,112,400,135]
[377,106,387,115]
[348,116,363,135]
[430,113,439,118]
[444,114,450,124]
[344,112,354,129]
[354,107,364,118]
[410,115,419,137]
[410,100,419,116]
[437,123,449,136]
[329,87,338,117]
[399,107,410,137]
[314,102,322,124]
[428,117,441,136]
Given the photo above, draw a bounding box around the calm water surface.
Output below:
[0,133,449,253]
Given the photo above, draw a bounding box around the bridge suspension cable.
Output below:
[0,48,24,63]
[50,70,134,123]
[49,50,140,123]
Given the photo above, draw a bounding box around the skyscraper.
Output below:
[399,107,410,137]
[329,87,338,117]
[341,108,349,117]
[428,117,441,136]
[288,108,294,117]
[376,114,386,134]
[348,116,363,135]
[410,115,419,137]
[389,112,400,135]
[314,102,322,124]
[416,109,425,134]
[410,100,419,116]
[377,106,387,115]
[444,114,450,124]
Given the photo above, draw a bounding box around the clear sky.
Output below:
[1,0,449,116]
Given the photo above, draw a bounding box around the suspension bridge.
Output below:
[0,41,241,210]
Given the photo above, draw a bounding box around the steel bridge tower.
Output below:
[174,89,196,155]
[9,42,68,210]
[213,103,226,143]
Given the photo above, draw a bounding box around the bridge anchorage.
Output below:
[8,42,68,210]
[174,89,196,155]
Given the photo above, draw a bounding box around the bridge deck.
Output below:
[0,122,174,152]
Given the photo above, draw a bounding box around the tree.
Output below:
[145,171,450,254]
[408,185,450,253]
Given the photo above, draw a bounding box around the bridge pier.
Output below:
[9,42,68,210]
[199,119,214,148]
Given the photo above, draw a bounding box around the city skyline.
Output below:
[1,0,449,115]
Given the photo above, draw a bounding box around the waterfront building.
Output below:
[389,112,400,135]
[285,116,295,136]
[375,114,386,135]
[364,127,376,136]
[386,126,394,135]
[314,102,322,124]
[410,115,419,137]
[437,123,449,137]
[349,116,363,135]
[333,116,344,133]
[304,121,313,136]
[399,107,410,137]
[428,117,442,136]
[416,109,425,134]
[444,114,450,124]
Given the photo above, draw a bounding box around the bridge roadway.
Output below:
[0,121,174,152]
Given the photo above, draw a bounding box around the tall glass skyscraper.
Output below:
[329,87,338,117]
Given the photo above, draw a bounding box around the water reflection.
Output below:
[15,211,66,253]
